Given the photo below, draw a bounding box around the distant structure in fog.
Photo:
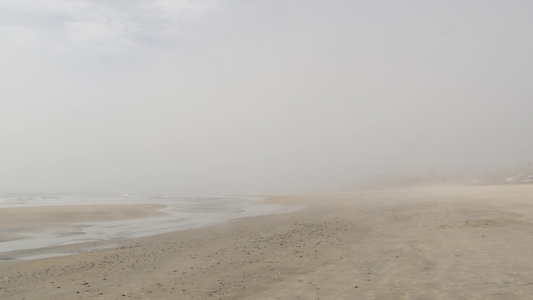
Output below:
[359,162,533,190]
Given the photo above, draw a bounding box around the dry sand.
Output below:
[2,185,533,299]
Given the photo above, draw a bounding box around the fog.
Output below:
[1,1,532,193]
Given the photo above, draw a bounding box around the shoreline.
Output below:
[0,204,169,262]
[0,196,294,262]
[2,185,533,299]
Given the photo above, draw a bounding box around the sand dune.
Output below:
[2,185,533,299]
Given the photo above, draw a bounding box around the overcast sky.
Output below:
[1,1,532,193]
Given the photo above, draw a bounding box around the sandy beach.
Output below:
[2,185,533,299]
[0,204,167,238]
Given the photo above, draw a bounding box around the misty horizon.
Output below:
[1,1,532,193]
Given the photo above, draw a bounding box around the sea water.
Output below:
[0,193,295,261]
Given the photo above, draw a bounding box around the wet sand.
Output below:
[2,185,533,299]
[0,204,168,254]
[0,204,167,232]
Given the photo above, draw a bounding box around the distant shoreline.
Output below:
[0,195,292,261]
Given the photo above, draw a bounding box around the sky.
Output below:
[1,0,533,193]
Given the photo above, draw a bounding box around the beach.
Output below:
[2,185,533,299]
[0,195,289,259]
